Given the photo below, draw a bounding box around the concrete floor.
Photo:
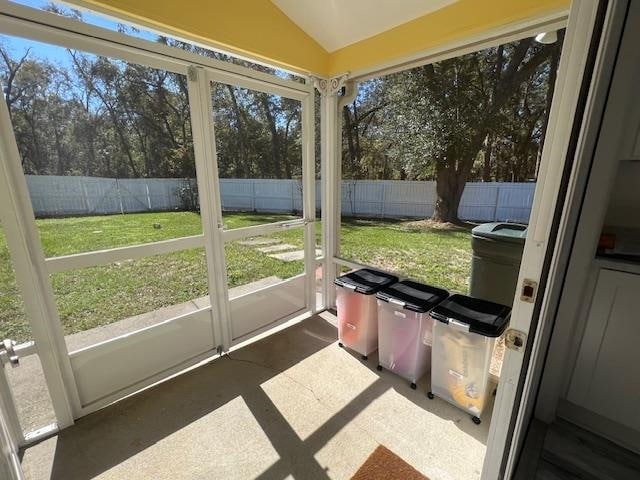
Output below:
[20,313,492,480]
[6,278,288,434]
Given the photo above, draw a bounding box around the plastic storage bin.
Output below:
[375,280,449,389]
[335,269,398,359]
[428,294,511,424]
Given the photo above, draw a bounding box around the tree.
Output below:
[343,35,563,223]
[397,39,560,222]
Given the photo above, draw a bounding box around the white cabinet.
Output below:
[567,268,640,432]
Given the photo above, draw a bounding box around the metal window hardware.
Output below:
[505,329,527,352]
[0,339,19,367]
[520,279,538,303]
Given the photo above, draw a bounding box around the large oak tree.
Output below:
[343,35,563,223]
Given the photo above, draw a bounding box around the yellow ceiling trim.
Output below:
[73,0,329,75]
[328,0,571,77]
[70,0,569,78]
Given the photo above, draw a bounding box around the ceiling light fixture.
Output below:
[535,31,558,44]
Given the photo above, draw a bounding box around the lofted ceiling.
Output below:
[270,0,459,53]
[72,0,570,77]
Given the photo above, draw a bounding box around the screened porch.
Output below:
[0,1,597,479]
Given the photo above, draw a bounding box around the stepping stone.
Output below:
[238,237,281,246]
[257,243,297,253]
[269,249,322,262]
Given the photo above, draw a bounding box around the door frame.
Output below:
[487,0,631,477]
[190,67,317,347]
[530,0,638,451]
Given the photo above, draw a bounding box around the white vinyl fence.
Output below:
[25,175,536,223]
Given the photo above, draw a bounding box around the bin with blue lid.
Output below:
[334,268,398,359]
[427,294,511,424]
[375,280,449,389]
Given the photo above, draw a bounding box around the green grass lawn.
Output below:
[340,218,472,293]
[1,212,471,342]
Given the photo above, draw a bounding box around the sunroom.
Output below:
[0,0,614,479]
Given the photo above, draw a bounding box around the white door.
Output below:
[484,0,629,477]
[189,68,317,347]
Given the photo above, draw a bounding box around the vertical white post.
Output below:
[186,66,232,350]
[115,178,124,214]
[0,92,79,428]
[81,179,91,214]
[145,183,152,210]
[315,76,346,309]
[302,91,317,313]
[251,180,256,212]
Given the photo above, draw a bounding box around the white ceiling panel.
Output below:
[271,0,459,52]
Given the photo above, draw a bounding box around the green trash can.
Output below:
[470,223,527,306]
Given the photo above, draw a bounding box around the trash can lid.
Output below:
[334,268,398,295]
[376,280,449,313]
[472,222,527,244]
[430,294,511,337]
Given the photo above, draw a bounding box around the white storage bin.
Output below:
[375,280,448,388]
[334,269,398,358]
[428,294,510,423]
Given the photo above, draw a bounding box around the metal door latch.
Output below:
[0,339,19,367]
[505,329,527,352]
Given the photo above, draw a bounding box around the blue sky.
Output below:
[2,0,294,81]
[2,0,158,66]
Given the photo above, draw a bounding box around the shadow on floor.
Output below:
[28,317,338,479]
[22,314,490,479]
[337,345,495,444]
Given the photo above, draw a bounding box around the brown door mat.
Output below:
[351,445,429,480]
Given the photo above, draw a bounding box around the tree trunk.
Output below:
[226,85,249,178]
[432,130,487,223]
[258,94,281,178]
[342,106,357,173]
[432,164,466,223]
